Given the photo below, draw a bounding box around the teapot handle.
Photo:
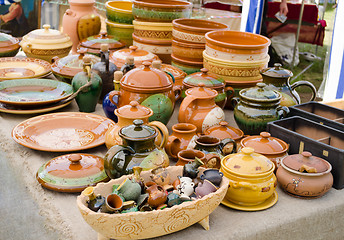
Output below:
[220,138,237,154]
[231,97,240,108]
[290,80,317,103]
[225,86,235,100]
[148,121,169,149]
[165,136,181,159]
[178,95,197,123]
[173,85,182,101]
[104,145,135,179]
[277,106,289,119]
[108,90,120,107]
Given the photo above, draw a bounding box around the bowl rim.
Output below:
[172,18,228,33]
[203,50,270,66]
[106,0,133,14]
[133,0,192,9]
[105,19,134,29]
[133,20,172,27]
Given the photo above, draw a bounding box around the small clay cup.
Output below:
[176,149,206,166]
[195,179,218,199]
[200,169,223,187]
[102,193,123,213]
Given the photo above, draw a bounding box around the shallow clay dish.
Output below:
[12,112,115,152]
[77,166,229,240]
[0,57,51,80]
[0,79,73,107]
[0,100,72,115]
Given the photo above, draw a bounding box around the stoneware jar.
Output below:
[165,123,198,159]
[240,132,289,170]
[20,24,73,62]
[182,68,234,108]
[232,83,289,135]
[276,152,333,198]
[0,33,20,57]
[204,121,244,144]
[220,147,277,208]
[104,119,169,179]
[62,0,101,53]
[108,61,181,124]
[178,82,225,133]
[260,63,317,107]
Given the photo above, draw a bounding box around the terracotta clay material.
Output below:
[171,54,203,74]
[204,121,244,143]
[0,33,20,57]
[176,149,206,166]
[161,63,187,90]
[133,20,172,41]
[172,39,204,62]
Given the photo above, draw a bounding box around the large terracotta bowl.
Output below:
[105,19,134,47]
[171,54,203,75]
[76,166,229,240]
[172,39,204,62]
[172,18,228,44]
[205,30,270,62]
[106,0,134,24]
[133,20,172,41]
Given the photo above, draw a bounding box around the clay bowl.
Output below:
[205,30,270,62]
[172,39,204,62]
[133,20,172,41]
[106,0,134,24]
[0,33,20,57]
[77,166,229,239]
[171,54,203,75]
[172,18,228,44]
[105,19,134,47]
[132,0,192,22]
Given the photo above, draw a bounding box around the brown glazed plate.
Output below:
[12,112,115,152]
[0,57,52,80]
[0,100,72,115]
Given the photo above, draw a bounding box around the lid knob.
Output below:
[198,82,205,88]
[142,61,151,68]
[274,63,282,70]
[43,24,50,32]
[256,82,266,89]
[126,56,134,65]
[101,43,109,52]
[77,47,87,57]
[133,119,144,129]
[260,132,271,138]
[129,46,138,51]
[152,60,162,69]
[68,154,82,164]
[130,101,139,108]
[301,151,312,158]
[83,56,91,64]
[200,68,209,74]
[100,31,107,37]
[220,121,228,127]
[241,147,254,155]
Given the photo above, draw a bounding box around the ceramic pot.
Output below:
[276,152,333,198]
[78,32,125,56]
[176,149,206,166]
[205,30,270,62]
[110,45,159,68]
[165,123,198,159]
[62,0,101,53]
[145,182,168,208]
[175,176,194,200]
[220,147,277,206]
[161,63,186,90]
[171,54,202,75]
[133,34,172,64]
[108,61,180,124]
[195,179,218,198]
[204,121,244,144]
[172,39,204,62]
[200,169,223,187]
[172,18,228,44]
[133,20,172,41]
[183,156,204,179]
[102,71,122,122]
[106,0,134,24]
[0,33,20,57]
[105,19,134,47]
[20,24,73,62]
[150,166,172,189]
[178,83,225,133]
[240,132,289,170]
[182,68,234,108]
[117,177,142,201]
[132,0,192,22]
[82,187,105,212]
[104,119,169,179]
[232,83,289,135]
[260,63,317,107]
[102,193,123,213]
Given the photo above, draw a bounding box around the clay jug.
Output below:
[62,0,101,53]
[165,123,198,159]
[145,182,168,208]
[178,82,225,133]
[183,156,204,179]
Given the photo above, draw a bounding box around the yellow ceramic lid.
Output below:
[224,147,274,175]
[21,24,72,49]
[116,101,153,118]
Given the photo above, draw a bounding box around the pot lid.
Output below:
[161,63,186,80]
[110,45,159,67]
[185,82,218,98]
[260,63,293,78]
[79,32,125,51]
[121,61,173,90]
[223,147,274,175]
[183,68,225,88]
[204,121,244,140]
[282,152,331,173]
[116,101,153,118]
[240,82,280,100]
[240,132,288,155]
[36,153,108,192]
[22,24,72,46]
[119,119,157,140]
[0,33,19,49]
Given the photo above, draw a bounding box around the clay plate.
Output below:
[0,79,73,107]
[0,100,72,115]
[0,57,51,80]
[12,112,115,152]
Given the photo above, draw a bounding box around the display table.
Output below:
[1,100,344,239]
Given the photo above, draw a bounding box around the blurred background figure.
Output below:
[0,0,29,37]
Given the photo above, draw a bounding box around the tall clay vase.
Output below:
[62,0,101,53]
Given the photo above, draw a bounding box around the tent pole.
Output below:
[291,0,305,67]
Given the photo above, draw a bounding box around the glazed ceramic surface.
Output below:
[36,153,109,193]
[0,33,20,57]
[172,39,204,62]
[220,147,277,207]
[176,149,206,166]
[0,100,72,115]
[12,112,115,152]
[20,24,73,62]
[106,0,134,24]
[171,54,202,75]
[132,0,192,22]
[76,166,229,239]
[133,20,172,41]
[276,152,333,198]
[0,79,73,107]
[161,63,186,89]
[105,19,134,47]
[0,57,51,80]
[62,0,101,53]
[204,121,244,143]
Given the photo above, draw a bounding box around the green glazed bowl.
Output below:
[106,19,134,47]
[106,1,134,24]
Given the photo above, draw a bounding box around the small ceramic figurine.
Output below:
[175,176,195,201]
[150,166,173,191]
[82,187,105,212]
[195,179,218,199]
[116,178,142,202]
[200,169,223,187]
[183,157,204,179]
[146,181,168,208]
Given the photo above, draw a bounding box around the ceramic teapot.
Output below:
[104,119,169,179]
[232,83,289,135]
[178,82,225,133]
[260,63,317,106]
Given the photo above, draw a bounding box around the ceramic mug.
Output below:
[117,178,142,202]
[200,169,223,187]
[101,193,123,213]
[195,179,218,198]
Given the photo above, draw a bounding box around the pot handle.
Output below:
[220,138,237,154]
[231,181,258,191]
[290,80,317,103]
[299,164,317,173]
[51,56,59,63]
[204,153,221,169]
[148,121,169,149]
[173,85,182,102]
[225,86,235,100]
[104,145,135,179]
[26,43,32,54]
[277,106,289,119]
[178,95,197,123]
[231,97,240,108]
[108,90,120,107]
[165,136,181,159]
